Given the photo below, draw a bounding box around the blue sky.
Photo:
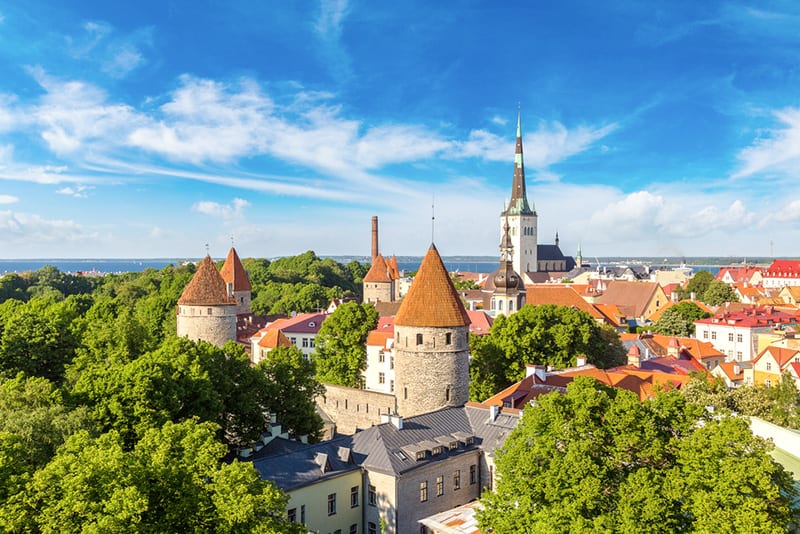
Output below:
[0,1,799,259]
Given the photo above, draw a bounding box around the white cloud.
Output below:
[192,198,250,220]
[733,107,800,179]
[0,210,97,244]
[0,194,18,204]
[102,43,144,78]
[314,0,351,79]
[56,184,93,198]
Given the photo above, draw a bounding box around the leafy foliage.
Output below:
[313,301,378,387]
[677,270,714,301]
[651,301,712,337]
[4,420,303,533]
[702,279,740,306]
[468,304,626,401]
[478,377,798,533]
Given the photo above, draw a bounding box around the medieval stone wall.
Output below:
[317,384,396,435]
[232,289,251,315]
[394,325,469,418]
[363,281,393,304]
[176,304,237,347]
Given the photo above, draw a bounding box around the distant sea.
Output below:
[0,258,721,277]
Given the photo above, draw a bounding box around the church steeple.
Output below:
[503,111,535,217]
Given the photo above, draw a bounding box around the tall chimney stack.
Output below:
[371,216,379,260]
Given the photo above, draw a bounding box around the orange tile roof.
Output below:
[525,285,604,319]
[594,303,627,327]
[363,254,392,283]
[596,280,660,318]
[753,346,800,367]
[178,256,235,306]
[395,244,470,328]
[219,247,252,291]
[717,361,745,381]
[257,328,292,349]
[466,310,493,335]
[386,255,400,280]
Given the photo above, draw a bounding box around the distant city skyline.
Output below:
[0,1,799,259]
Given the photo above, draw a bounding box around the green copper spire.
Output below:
[503,110,535,217]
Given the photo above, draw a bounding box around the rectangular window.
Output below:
[711,332,716,340]
[728,333,734,342]
[350,525,358,534]
[379,352,385,363]
[420,480,428,502]
[290,337,297,345]
[446,332,452,345]
[454,470,461,490]
[702,331,708,339]
[379,372,385,384]
[207,307,213,315]
[368,485,377,506]
[470,464,477,485]
[390,380,394,393]
[310,338,315,348]
[351,486,359,508]
[328,493,337,515]
[436,475,444,496]
[737,334,743,343]
[737,351,742,361]
[288,508,296,522]
[767,362,772,371]
[368,523,377,534]
[301,504,305,524]
[416,333,423,345]
[302,338,309,348]
[390,356,394,369]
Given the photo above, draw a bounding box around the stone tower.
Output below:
[220,247,252,315]
[501,111,538,276]
[363,217,396,303]
[176,255,237,347]
[490,219,526,316]
[394,244,471,418]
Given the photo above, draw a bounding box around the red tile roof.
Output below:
[178,256,235,306]
[695,306,800,329]
[753,346,800,368]
[395,244,470,328]
[717,361,745,381]
[265,312,328,334]
[363,254,392,283]
[257,328,292,349]
[466,310,493,335]
[765,260,800,277]
[596,280,661,318]
[220,247,252,291]
[525,285,604,320]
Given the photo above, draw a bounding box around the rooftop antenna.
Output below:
[205,243,210,256]
[230,235,235,248]
[431,195,436,243]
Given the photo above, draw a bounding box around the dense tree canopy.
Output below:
[478,377,799,533]
[469,304,626,401]
[3,420,303,533]
[651,301,712,337]
[313,301,378,388]
[678,270,714,301]
[702,279,740,306]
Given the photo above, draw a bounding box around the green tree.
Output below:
[478,377,798,533]
[678,270,714,301]
[469,305,625,401]
[313,302,378,387]
[258,346,325,441]
[702,280,740,306]
[7,420,303,533]
[652,301,712,337]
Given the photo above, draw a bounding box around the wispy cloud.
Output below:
[0,195,18,204]
[733,107,800,180]
[192,198,250,220]
[66,21,149,78]
[0,210,98,244]
[56,184,93,198]
[314,0,351,80]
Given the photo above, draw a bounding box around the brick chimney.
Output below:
[371,216,379,261]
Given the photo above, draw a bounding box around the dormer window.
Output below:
[432,446,442,456]
[416,451,426,461]
[465,437,474,446]
[309,321,316,327]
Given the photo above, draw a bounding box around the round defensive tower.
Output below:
[176,255,237,347]
[393,243,471,418]
[219,246,252,315]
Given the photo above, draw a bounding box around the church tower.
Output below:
[490,219,526,316]
[394,244,471,418]
[176,255,237,347]
[220,247,251,315]
[501,111,538,276]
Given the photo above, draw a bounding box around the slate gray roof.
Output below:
[350,405,519,476]
[251,437,360,492]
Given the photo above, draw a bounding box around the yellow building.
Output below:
[751,345,800,386]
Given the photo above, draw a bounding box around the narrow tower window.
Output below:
[416,333,423,345]
[446,332,452,345]
[445,386,450,401]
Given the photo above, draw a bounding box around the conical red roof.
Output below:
[178,256,235,306]
[395,244,470,327]
[364,254,392,283]
[220,247,251,291]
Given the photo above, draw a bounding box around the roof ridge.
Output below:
[178,256,235,306]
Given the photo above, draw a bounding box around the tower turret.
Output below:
[394,244,470,417]
[490,218,526,316]
[220,247,252,315]
[176,255,237,347]
[501,111,538,276]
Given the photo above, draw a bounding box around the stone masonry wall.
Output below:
[317,384,396,435]
[176,304,237,347]
[232,289,251,315]
[363,281,393,304]
[394,325,469,418]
